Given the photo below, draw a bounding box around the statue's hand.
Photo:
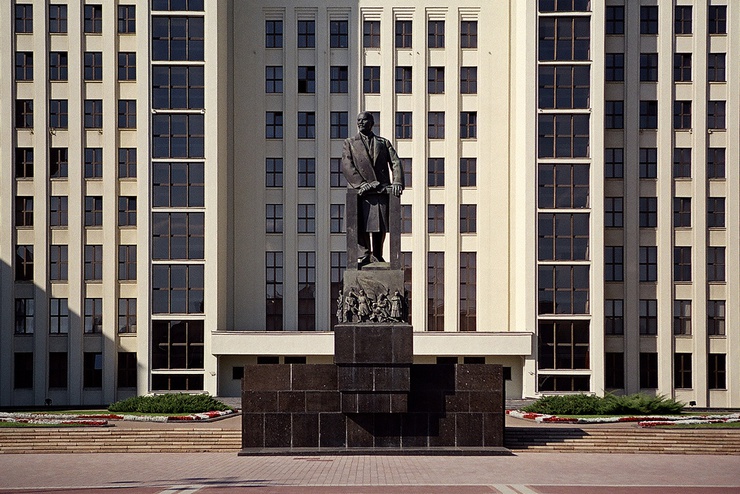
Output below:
[359,182,373,195]
[391,184,403,197]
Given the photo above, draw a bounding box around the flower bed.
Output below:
[507,409,740,427]
[0,409,234,426]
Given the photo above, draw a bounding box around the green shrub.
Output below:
[522,393,684,416]
[108,394,232,414]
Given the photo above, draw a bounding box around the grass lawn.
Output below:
[16,410,184,417]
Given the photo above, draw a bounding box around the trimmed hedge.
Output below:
[108,393,232,414]
[522,393,684,416]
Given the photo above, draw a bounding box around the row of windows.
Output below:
[604,147,726,180]
[15,298,136,335]
[597,246,726,284]
[602,352,726,390]
[15,99,136,130]
[15,51,138,82]
[13,147,137,179]
[605,5,728,37]
[14,195,139,228]
[14,245,136,283]
[14,4,137,35]
[13,352,138,390]
[605,52,727,84]
[623,100,726,131]
[606,299,726,337]
[605,196,726,229]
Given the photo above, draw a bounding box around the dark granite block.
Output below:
[373,366,410,391]
[401,414,429,447]
[243,364,291,391]
[264,414,291,448]
[341,392,358,413]
[241,391,278,413]
[334,325,412,364]
[333,326,355,364]
[305,391,341,412]
[374,414,402,447]
[337,366,374,391]
[428,413,456,447]
[241,413,264,449]
[456,364,501,391]
[390,393,408,413]
[407,389,445,413]
[292,414,319,448]
[445,391,471,412]
[483,412,504,447]
[456,413,484,447]
[347,414,375,448]
[411,364,456,391]
[291,364,338,390]
[277,391,306,412]
[469,391,500,413]
[319,413,346,448]
[356,393,391,413]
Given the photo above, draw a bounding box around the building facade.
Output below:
[1,0,738,408]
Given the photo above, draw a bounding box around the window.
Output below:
[538,265,589,314]
[364,20,380,48]
[639,299,657,335]
[84,52,102,81]
[265,66,283,93]
[152,265,203,313]
[460,205,476,234]
[16,148,34,179]
[49,52,68,81]
[537,114,590,158]
[14,353,33,388]
[330,158,347,187]
[50,148,68,179]
[539,0,591,11]
[297,20,315,48]
[707,101,726,130]
[539,164,589,209]
[603,197,623,228]
[85,148,103,179]
[674,353,692,389]
[152,320,204,369]
[49,245,68,281]
[605,352,624,389]
[605,246,623,282]
[673,300,691,336]
[638,197,657,228]
[84,299,103,334]
[298,251,316,331]
[364,66,380,93]
[84,245,103,281]
[396,20,412,48]
[330,204,344,233]
[402,157,412,188]
[15,52,33,81]
[707,247,725,283]
[330,112,348,139]
[428,112,445,139]
[708,354,726,390]
[639,100,657,129]
[118,299,137,333]
[538,213,589,260]
[50,196,68,227]
[296,158,315,187]
[49,5,68,33]
[15,4,33,33]
[15,100,33,129]
[119,148,137,179]
[118,197,136,227]
[84,5,102,34]
[674,53,691,82]
[396,112,412,139]
[266,252,283,331]
[640,53,658,81]
[640,6,658,34]
[265,20,283,48]
[460,158,476,187]
[708,148,725,179]
[539,17,589,61]
[152,66,205,109]
[330,66,348,93]
[460,112,477,138]
[639,147,657,178]
[605,299,623,335]
[459,252,476,332]
[605,6,624,34]
[707,301,726,336]
[152,0,204,11]
[118,352,137,387]
[640,246,657,282]
[395,66,412,93]
[674,101,691,130]
[15,299,35,334]
[49,353,68,388]
[118,245,137,281]
[707,197,725,228]
[401,205,412,234]
[152,212,204,260]
[152,162,204,207]
[16,245,33,281]
[330,20,348,48]
[427,252,444,331]
[461,21,478,48]
[675,6,692,34]
[424,67,444,95]
[537,320,589,370]
[152,16,204,61]
[605,53,624,81]
[298,112,315,139]
[460,67,479,94]
[85,196,103,227]
[605,100,623,129]
[84,99,103,129]
[118,5,136,33]
[49,99,68,129]
[640,353,658,388]
[538,65,590,109]
[427,158,444,187]
[153,114,205,158]
[605,148,623,178]
[709,6,727,35]
[297,66,315,93]
[428,205,444,233]
[673,148,691,178]
[674,246,692,282]
[118,52,136,81]
[49,298,69,334]
[265,204,283,234]
[297,204,315,233]
[265,112,283,139]
[708,54,726,82]
[673,197,691,228]
[428,20,445,48]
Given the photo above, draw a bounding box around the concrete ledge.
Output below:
[239,446,512,456]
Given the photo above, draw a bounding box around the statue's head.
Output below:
[357,112,374,133]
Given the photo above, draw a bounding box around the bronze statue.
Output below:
[341,112,404,267]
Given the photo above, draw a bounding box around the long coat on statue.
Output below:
[341,132,404,233]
